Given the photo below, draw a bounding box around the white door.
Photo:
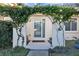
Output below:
[33,19,45,41]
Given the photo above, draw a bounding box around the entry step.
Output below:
[26,42,51,49]
[32,40,45,42]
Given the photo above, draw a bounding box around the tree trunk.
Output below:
[16,25,24,47]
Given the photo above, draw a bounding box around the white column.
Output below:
[52,23,65,48]
[13,24,27,48]
[58,23,65,47]
[52,23,59,48]
[13,28,18,48]
[22,24,27,48]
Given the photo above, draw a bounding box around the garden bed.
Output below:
[49,40,79,56]
[0,47,30,56]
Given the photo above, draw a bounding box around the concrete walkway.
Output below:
[27,50,48,56]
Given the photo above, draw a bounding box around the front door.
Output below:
[33,19,45,41]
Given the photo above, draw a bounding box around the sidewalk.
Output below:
[27,49,48,56]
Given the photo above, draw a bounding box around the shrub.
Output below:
[11,46,30,56]
[52,46,69,53]
[13,46,27,52]
[0,21,12,49]
[0,46,30,56]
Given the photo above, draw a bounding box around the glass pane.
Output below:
[72,21,77,31]
[42,19,45,38]
[34,22,41,37]
[65,22,70,31]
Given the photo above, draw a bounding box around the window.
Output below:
[34,22,41,37]
[34,19,45,38]
[65,18,77,31]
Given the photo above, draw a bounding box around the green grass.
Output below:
[51,40,79,56]
[65,40,76,48]
[0,47,29,56]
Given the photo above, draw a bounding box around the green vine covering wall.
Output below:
[0,5,78,26]
[0,5,78,48]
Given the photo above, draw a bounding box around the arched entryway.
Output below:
[26,13,53,49]
[13,13,65,49]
